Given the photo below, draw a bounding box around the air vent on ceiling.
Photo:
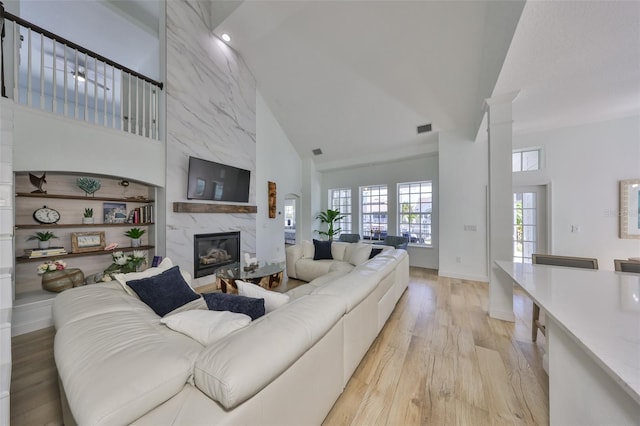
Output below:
[417,123,432,134]
[312,148,323,156]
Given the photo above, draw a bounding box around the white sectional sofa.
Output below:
[285,240,394,282]
[52,242,409,425]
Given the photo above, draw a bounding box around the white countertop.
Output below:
[496,260,640,405]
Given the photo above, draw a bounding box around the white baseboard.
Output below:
[489,308,516,322]
[12,298,53,336]
[438,270,489,283]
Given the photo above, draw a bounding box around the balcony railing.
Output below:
[0,4,163,140]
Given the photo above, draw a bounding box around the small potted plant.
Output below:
[27,231,59,249]
[124,227,145,248]
[83,207,94,224]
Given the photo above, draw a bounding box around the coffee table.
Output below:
[216,261,285,294]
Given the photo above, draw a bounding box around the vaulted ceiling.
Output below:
[15,1,640,170]
[214,0,640,169]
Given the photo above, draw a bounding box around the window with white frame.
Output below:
[329,188,352,235]
[398,181,432,245]
[360,185,388,241]
[512,148,541,172]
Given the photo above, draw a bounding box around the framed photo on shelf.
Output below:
[103,202,127,224]
[620,179,640,239]
[71,231,106,253]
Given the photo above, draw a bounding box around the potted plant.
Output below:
[27,231,59,249]
[124,227,145,248]
[315,209,345,241]
[83,207,94,224]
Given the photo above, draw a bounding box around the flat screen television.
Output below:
[187,156,251,202]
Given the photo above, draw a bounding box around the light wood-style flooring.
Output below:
[10,267,548,425]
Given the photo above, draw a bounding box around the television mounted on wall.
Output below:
[187,156,251,202]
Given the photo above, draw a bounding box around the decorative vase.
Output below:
[38,240,50,249]
[131,238,141,248]
[41,268,85,293]
[83,217,94,224]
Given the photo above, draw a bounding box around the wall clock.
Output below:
[33,206,61,224]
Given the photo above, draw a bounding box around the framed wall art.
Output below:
[619,178,640,239]
[103,202,127,224]
[71,231,106,253]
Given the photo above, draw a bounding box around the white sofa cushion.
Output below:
[302,240,315,259]
[193,294,346,409]
[331,242,348,261]
[349,243,373,266]
[161,310,251,346]
[55,306,204,425]
[53,282,150,329]
[236,280,290,313]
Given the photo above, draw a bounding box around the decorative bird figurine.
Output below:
[29,172,47,194]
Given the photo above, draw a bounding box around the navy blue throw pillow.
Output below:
[202,292,265,320]
[369,248,384,259]
[127,266,200,317]
[313,239,333,260]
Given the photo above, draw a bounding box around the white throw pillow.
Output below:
[160,310,251,346]
[114,258,193,296]
[349,243,373,266]
[301,240,315,259]
[235,280,290,313]
[331,242,348,261]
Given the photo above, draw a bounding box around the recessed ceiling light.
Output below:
[221,33,231,42]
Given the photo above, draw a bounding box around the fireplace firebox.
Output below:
[193,232,240,278]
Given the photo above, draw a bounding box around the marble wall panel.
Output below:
[166,0,257,286]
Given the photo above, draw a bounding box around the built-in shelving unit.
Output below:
[13,172,157,336]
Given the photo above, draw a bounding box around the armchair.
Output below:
[379,235,408,250]
[338,234,361,243]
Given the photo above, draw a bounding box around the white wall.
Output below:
[513,115,640,270]
[165,0,257,286]
[256,92,302,263]
[439,114,640,281]
[438,132,489,281]
[12,106,165,186]
[320,154,439,268]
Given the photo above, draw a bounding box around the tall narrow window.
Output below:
[398,181,432,245]
[512,148,541,172]
[513,191,537,263]
[360,185,388,241]
[329,188,352,235]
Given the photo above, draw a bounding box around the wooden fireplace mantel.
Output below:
[173,202,257,214]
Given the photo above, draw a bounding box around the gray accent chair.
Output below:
[379,235,408,250]
[338,234,361,243]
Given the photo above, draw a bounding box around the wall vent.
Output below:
[312,148,323,156]
[417,123,432,134]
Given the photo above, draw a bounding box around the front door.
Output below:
[513,185,548,263]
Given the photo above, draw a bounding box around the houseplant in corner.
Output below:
[83,207,94,224]
[124,227,145,248]
[27,231,59,249]
[315,209,345,241]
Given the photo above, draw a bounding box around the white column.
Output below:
[486,92,518,321]
[299,158,321,242]
[0,98,15,426]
